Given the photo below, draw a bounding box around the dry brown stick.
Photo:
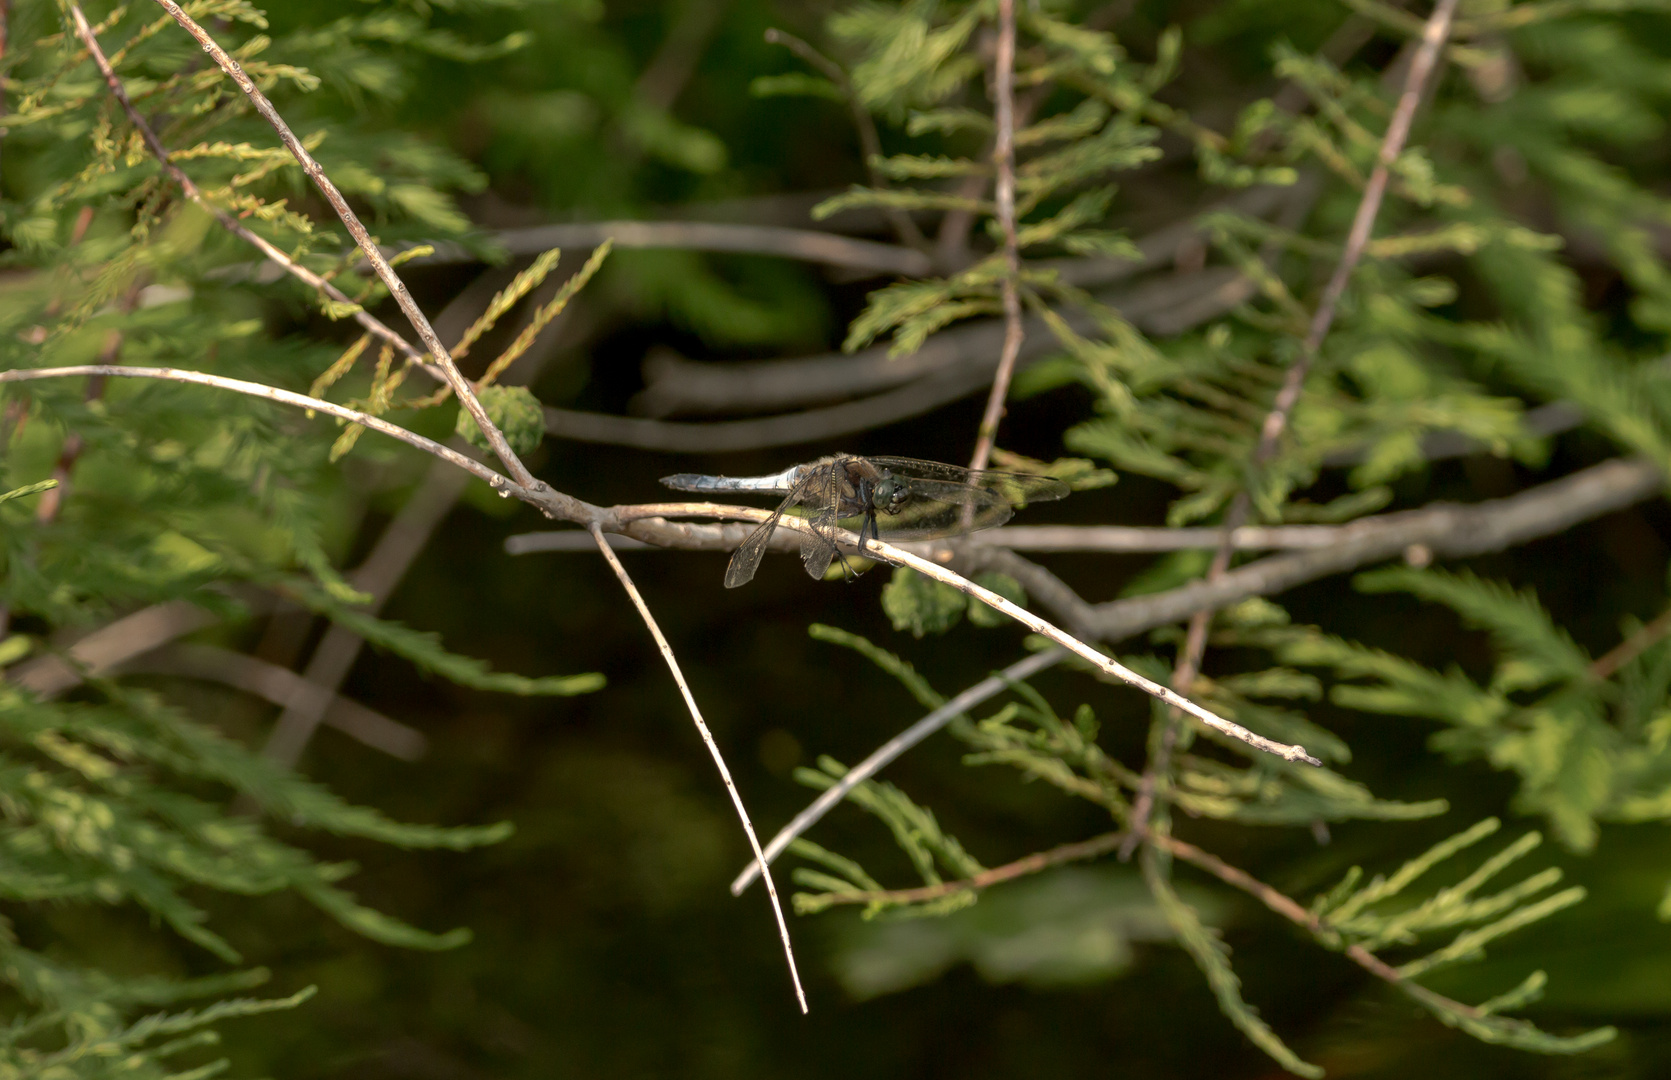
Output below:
[636,0,727,112]
[63,3,440,382]
[476,220,931,277]
[587,524,808,1013]
[801,819,1487,1022]
[1127,0,1462,855]
[1083,456,1660,643]
[814,830,1128,906]
[127,644,427,761]
[1160,834,1485,1018]
[967,0,1023,475]
[261,460,472,767]
[148,0,531,487]
[1589,605,1671,681]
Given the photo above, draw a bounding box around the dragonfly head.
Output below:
[872,470,912,515]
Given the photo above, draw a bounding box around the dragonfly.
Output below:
[661,454,1070,588]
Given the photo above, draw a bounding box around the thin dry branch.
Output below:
[149,0,530,486]
[625,501,1321,765]
[64,4,440,381]
[0,365,507,489]
[774,818,1500,1029]
[588,525,808,1013]
[729,647,1065,894]
[126,644,427,761]
[1131,0,1462,852]
[1085,456,1661,642]
[814,829,1128,906]
[434,221,932,277]
[511,522,1371,554]
[629,188,1286,417]
[967,0,1024,474]
[261,461,472,767]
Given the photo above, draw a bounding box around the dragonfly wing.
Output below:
[876,491,1014,539]
[800,464,843,580]
[723,485,805,588]
[867,457,1070,504]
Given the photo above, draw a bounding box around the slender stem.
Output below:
[148,0,533,487]
[968,0,1023,475]
[1590,605,1671,681]
[587,525,808,1014]
[806,822,1488,1023]
[729,647,1066,895]
[816,830,1129,906]
[0,365,509,490]
[1128,0,1462,853]
[63,3,442,382]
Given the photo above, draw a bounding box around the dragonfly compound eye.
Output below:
[877,474,911,513]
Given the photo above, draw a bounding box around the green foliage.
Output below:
[879,567,1025,637]
[1310,818,1616,1053]
[764,0,1671,1071]
[0,1,604,1072]
[454,385,547,458]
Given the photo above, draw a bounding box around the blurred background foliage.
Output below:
[8,0,1671,1077]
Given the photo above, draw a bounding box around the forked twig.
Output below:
[149,0,532,486]
[587,525,808,1013]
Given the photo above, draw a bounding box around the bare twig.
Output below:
[1084,457,1661,643]
[641,503,1320,765]
[1159,834,1489,1020]
[968,0,1024,475]
[775,815,1496,1028]
[729,648,1066,894]
[64,3,441,381]
[126,644,427,761]
[1128,0,1462,854]
[547,366,991,452]
[149,0,531,486]
[444,221,931,277]
[1590,604,1671,681]
[632,265,1246,418]
[511,523,1380,555]
[812,829,1128,906]
[261,461,472,767]
[0,365,508,490]
[587,524,808,1013]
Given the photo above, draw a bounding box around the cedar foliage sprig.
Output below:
[0,1,603,1073]
[762,0,1668,1070]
